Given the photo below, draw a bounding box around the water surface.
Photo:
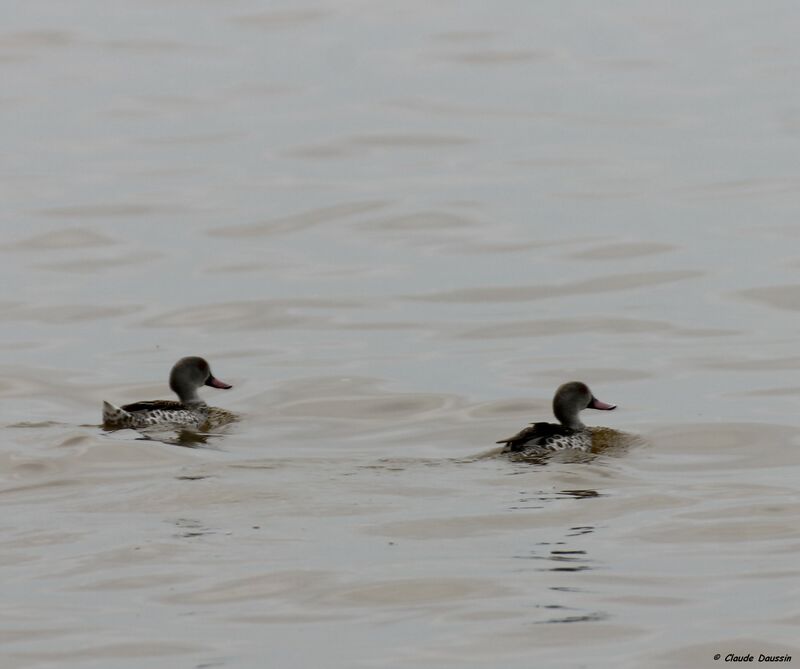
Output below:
[2,1,800,667]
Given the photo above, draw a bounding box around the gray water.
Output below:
[2,2,800,668]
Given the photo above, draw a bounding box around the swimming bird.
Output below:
[102,356,234,430]
[496,381,616,452]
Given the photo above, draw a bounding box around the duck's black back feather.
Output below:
[120,400,187,413]
[496,421,576,452]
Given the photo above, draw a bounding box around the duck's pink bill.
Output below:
[206,376,233,389]
[590,397,616,410]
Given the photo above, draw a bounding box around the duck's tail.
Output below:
[102,401,131,425]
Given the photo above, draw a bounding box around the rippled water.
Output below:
[3,2,800,667]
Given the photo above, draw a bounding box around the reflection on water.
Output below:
[3,0,800,667]
[172,517,216,539]
[129,428,216,449]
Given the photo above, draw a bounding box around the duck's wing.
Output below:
[120,399,185,413]
[496,422,563,451]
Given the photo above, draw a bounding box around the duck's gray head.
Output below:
[169,356,232,404]
[552,381,616,430]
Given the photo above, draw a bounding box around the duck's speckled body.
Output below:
[497,382,616,453]
[103,357,234,430]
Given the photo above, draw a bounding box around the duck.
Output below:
[103,356,234,430]
[496,381,616,453]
